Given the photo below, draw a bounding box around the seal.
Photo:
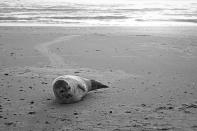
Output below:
[52,75,109,104]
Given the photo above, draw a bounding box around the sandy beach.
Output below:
[0,26,197,131]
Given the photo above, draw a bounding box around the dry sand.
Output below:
[0,26,197,131]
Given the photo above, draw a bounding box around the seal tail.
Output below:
[89,79,109,91]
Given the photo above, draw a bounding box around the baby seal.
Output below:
[52,75,109,104]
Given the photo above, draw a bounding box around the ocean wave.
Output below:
[115,8,164,12]
[0,16,34,20]
[166,19,197,23]
[49,16,127,20]
[0,15,127,21]
[165,13,197,17]
[1,0,197,26]
[136,18,197,23]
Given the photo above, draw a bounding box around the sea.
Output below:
[0,0,197,26]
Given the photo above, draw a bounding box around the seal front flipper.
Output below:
[89,79,109,91]
[77,84,86,92]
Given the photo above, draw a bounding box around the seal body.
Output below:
[52,75,108,104]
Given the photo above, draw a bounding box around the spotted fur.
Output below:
[52,75,108,104]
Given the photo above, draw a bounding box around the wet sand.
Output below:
[0,26,197,131]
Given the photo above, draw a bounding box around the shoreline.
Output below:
[0,21,197,27]
[1,25,197,28]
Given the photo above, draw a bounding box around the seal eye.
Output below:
[66,86,71,91]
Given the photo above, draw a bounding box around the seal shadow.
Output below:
[48,92,95,107]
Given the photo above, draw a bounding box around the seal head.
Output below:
[53,79,74,103]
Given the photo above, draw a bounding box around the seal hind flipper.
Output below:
[90,79,109,91]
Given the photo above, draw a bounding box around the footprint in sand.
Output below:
[32,35,139,82]
[34,35,78,68]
